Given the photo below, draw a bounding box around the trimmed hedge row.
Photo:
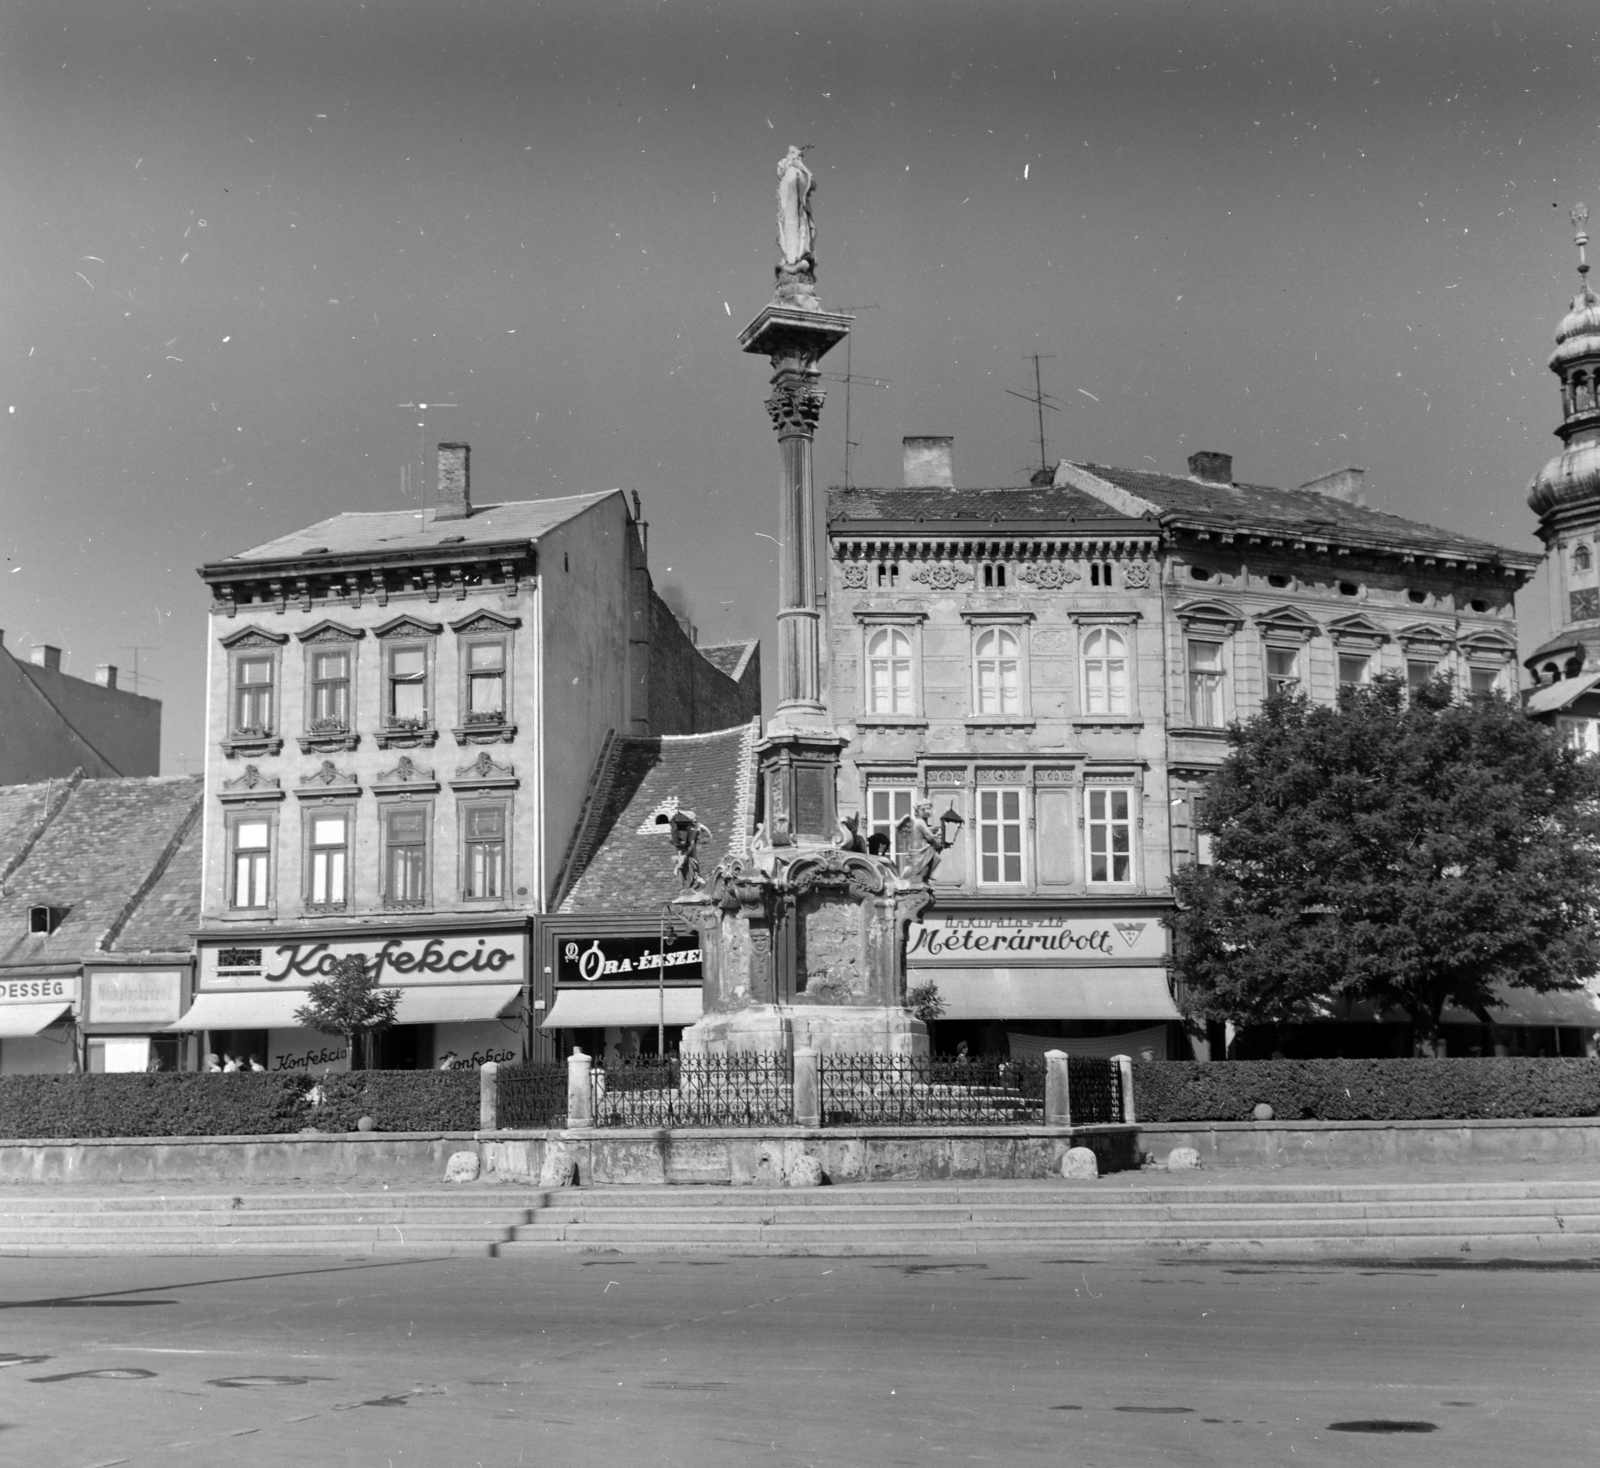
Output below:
[0,1069,480,1140]
[1131,1057,1600,1123]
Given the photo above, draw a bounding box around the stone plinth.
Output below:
[682,1003,927,1059]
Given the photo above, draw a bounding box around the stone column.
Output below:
[1112,1054,1136,1125]
[766,368,827,723]
[1044,1050,1072,1128]
[479,1060,499,1131]
[567,1047,594,1129]
[793,1046,821,1127]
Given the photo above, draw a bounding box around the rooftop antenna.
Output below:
[397,400,459,502]
[820,304,888,488]
[1004,353,1060,483]
[118,645,162,695]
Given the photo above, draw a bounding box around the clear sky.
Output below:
[2,1,1595,773]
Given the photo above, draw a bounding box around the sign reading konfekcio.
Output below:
[200,932,527,989]
[905,917,1167,964]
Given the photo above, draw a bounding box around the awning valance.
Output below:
[165,990,309,1032]
[542,987,703,1030]
[0,1002,74,1038]
[913,966,1180,1022]
[395,984,522,1025]
[1444,986,1600,1028]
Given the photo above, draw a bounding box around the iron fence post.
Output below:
[567,1047,595,1128]
[1112,1053,1135,1124]
[479,1061,499,1131]
[1044,1049,1072,1127]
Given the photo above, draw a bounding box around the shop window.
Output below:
[464,639,508,724]
[1186,639,1227,726]
[868,785,915,857]
[231,818,272,909]
[386,644,430,728]
[1085,786,1134,885]
[463,803,507,899]
[865,627,915,715]
[233,656,274,735]
[976,787,1024,885]
[1081,627,1129,715]
[307,812,349,908]
[1265,646,1300,697]
[382,805,430,906]
[309,649,350,730]
[973,628,1021,715]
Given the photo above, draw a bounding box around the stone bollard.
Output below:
[479,1061,499,1132]
[567,1047,595,1128]
[1044,1049,1072,1128]
[793,1047,821,1128]
[1112,1053,1136,1125]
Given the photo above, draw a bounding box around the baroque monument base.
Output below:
[681,1004,928,1059]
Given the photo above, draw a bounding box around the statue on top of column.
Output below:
[775,146,820,307]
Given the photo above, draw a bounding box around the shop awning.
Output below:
[1444,986,1600,1028]
[0,1002,73,1038]
[914,966,1181,1022]
[165,990,309,1032]
[395,984,522,1025]
[542,987,703,1030]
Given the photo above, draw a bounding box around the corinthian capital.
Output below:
[765,382,826,435]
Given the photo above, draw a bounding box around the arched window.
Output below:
[1574,543,1592,572]
[1081,627,1129,716]
[866,627,914,714]
[973,628,1021,714]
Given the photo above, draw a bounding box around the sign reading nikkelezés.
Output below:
[906,916,1167,964]
[0,976,77,1004]
[88,970,183,1025]
[556,932,703,986]
[201,932,527,989]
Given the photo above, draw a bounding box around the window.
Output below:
[310,650,350,729]
[231,819,271,909]
[981,563,1007,588]
[463,804,506,899]
[1575,543,1593,572]
[1187,639,1226,726]
[382,806,429,905]
[875,562,899,589]
[1338,581,1359,597]
[1089,561,1113,586]
[1265,646,1300,697]
[1468,666,1501,695]
[1086,787,1134,884]
[868,786,915,856]
[973,628,1021,715]
[1406,659,1440,693]
[866,627,914,715]
[234,657,274,734]
[1081,627,1129,715]
[308,813,349,906]
[465,641,507,722]
[1408,590,1428,604]
[1189,566,1213,582]
[1267,574,1291,589]
[976,788,1024,884]
[1338,653,1370,689]
[1559,717,1600,756]
[386,644,429,726]
[1193,792,1215,867]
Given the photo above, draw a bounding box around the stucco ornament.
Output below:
[1018,562,1078,590]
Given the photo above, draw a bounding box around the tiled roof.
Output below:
[0,776,202,968]
[0,779,64,871]
[1059,461,1539,567]
[105,810,203,956]
[696,640,760,681]
[558,721,759,913]
[208,490,618,568]
[828,485,1129,526]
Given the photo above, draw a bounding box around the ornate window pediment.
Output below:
[373,614,444,640]
[374,754,439,792]
[1458,627,1517,659]
[219,625,289,650]
[295,759,360,797]
[1396,621,1456,652]
[1253,604,1322,642]
[295,620,365,644]
[449,609,522,634]
[219,764,284,802]
[1327,613,1390,647]
[450,752,518,791]
[1174,598,1245,633]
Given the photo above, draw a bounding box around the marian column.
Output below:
[737,146,854,842]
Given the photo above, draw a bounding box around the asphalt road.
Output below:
[0,1250,1594,1468]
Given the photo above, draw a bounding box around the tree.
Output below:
[292,954,400,1071]
[1170,675,1600,1049]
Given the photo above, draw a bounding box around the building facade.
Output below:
[826,438,1536,1059]
[184,445,758,1073]
[0,636,160,782]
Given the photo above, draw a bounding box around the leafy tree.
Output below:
[906,980,947,1024]
[1170,675,1600,1049]
[292,954,399,1071]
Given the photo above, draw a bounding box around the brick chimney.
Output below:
[29,645,61,672]
[1300,466,1368,507]
[435,442,471,520]
[1188,451,1233,485]
[95,664,118,690]
[903,436,955,489]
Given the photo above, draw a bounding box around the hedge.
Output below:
[0,1069,480,1140]
[1131,1057,1600,1124]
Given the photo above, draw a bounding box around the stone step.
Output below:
[0,1191,547,1213]
[0,1239,502,1258]
[0,1221,523,1247]
[0,1207,538,1229]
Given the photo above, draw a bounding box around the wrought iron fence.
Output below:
[592,1054,794,1128]
[498,1063,568,1129]
[1068,1055,1124,1125]
[818,1054,1048,1126]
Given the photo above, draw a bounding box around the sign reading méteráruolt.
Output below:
[905,916,1168,964]
[87,969,184,1025]
[199,932,527,990]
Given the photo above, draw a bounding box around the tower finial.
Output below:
[1572,203,1590,283]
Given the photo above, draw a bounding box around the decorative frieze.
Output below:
[219,765,284,803]
[1017,562,1078,589]
[909,563,974,590]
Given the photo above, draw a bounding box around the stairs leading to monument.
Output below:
[5,1178,1600,1258]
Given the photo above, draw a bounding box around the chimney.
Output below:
[435,442,471,520]
[1300,466,1368,508]
[1188,451,1234,485]
[30,645,61,672]
[95,664,118,690]
[903,436,955,489]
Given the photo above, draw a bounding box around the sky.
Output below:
[2,0,1597,774]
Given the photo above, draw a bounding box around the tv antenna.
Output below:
[819,304,889,489]
[1004,354,1060,481]
[118,645,162,695]
[397,400,459,502]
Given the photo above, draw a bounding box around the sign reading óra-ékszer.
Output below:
[556,932,703,986]
[906,917,1167,964]
[200,932,527,989]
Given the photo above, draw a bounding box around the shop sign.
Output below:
[87,970,183,1026]
[906,916,1167,964]
[200,932,527,990]
[555,931,702,986]
[1,976,78,1004]
[267,1035,351,1073]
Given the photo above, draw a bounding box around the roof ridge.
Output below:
[651,724,756,745]
[0,769,85,895]
[552,730,625,913]
[732,716,759,861]
[13,662,124,775]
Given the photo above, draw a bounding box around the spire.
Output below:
[1573,203,1591,288]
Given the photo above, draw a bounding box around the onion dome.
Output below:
[1529,205,1600,517]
